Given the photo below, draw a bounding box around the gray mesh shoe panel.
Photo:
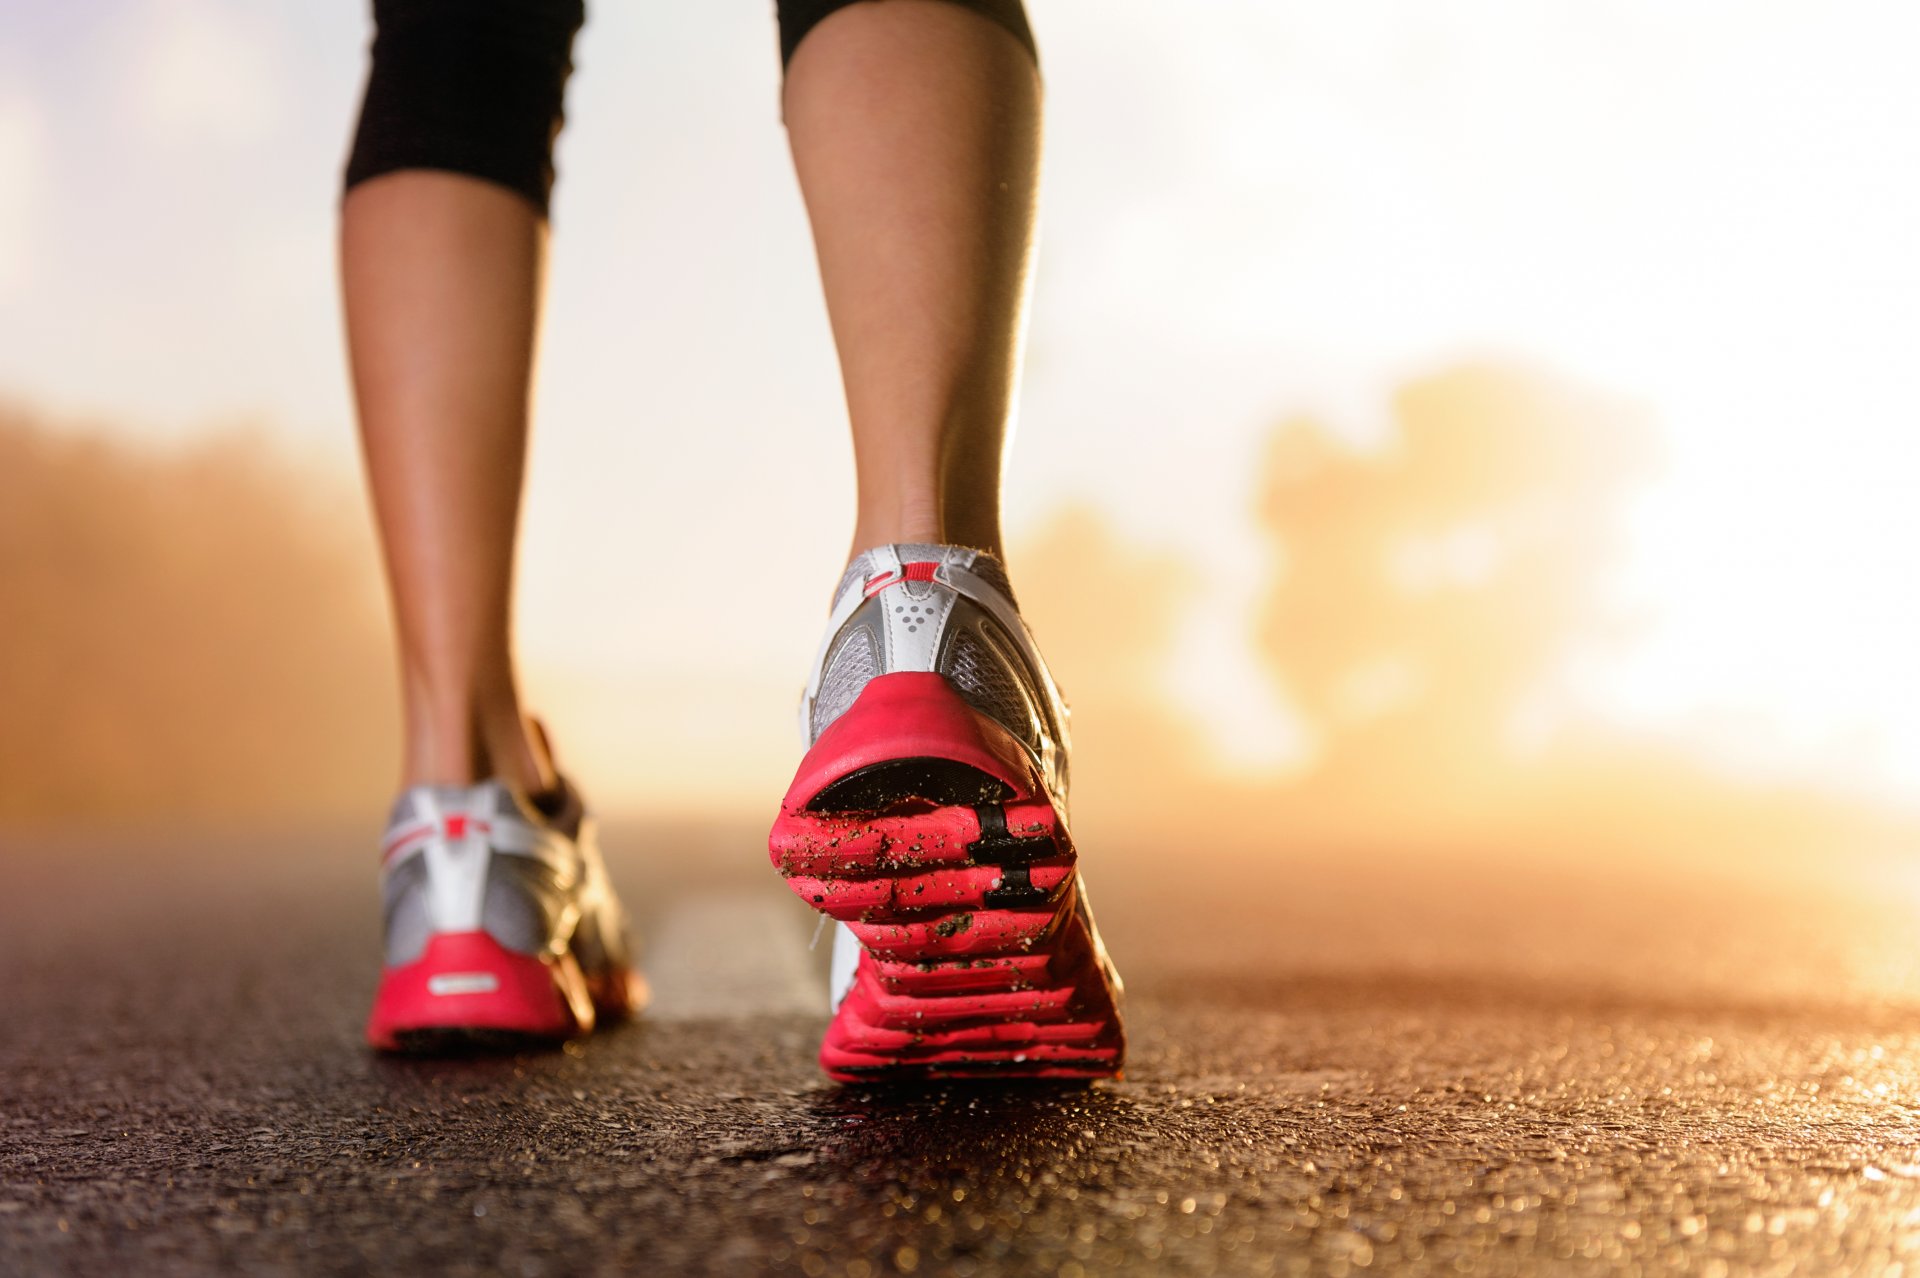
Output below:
[812,613,882,738]
[944,614,1042,751]
[832,557,868,609]
[964,550,1015,605]
[382,856,433,968]
[483,854,571,956]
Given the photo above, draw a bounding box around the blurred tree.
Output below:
[1015,505,1207,822]
[0,407,395,823]
[1258,363,1656,793]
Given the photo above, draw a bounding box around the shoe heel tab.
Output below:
[785,671,1042,811]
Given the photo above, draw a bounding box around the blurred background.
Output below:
[4,0,1919,885]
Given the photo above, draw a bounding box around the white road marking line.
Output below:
[642,891,826,1020]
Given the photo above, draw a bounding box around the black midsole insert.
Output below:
[806,757,1014,813]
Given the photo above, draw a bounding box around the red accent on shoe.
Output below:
[901,561,939,582]
[864,572,900,597]
[819,905,1123,1080]
[780,673,1042,816]
[364,931,594,1049]
[380,824,433,864]
[444,814,468,838]
[770,798,1058,877]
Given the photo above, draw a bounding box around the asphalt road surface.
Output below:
[6,817,1920,1275]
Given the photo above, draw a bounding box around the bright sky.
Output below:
[4,0,1920,810]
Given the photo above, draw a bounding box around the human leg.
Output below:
[343,0,585,794]
[781,0,1043,560]
[342,172,551,795]
[342,0,642,1047]
[769,1,1125,1081]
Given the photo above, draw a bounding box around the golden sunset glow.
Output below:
[4,1,1920,837]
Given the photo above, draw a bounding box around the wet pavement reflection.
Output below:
[5,825,1920,1274]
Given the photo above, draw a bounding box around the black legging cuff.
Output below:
[344,0,586,217]
[778,0,1037,69]
[342,0,1038,219]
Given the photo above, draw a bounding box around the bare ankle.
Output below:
[850,503,1003,560]
[398,677,553,795]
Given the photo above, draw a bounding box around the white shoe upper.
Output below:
[801,542,1072,802]
[801,543,1071,1009]
[377,778,625,972]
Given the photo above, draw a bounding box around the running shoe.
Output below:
[365,776,645,1050]
[769,543,1125,1081]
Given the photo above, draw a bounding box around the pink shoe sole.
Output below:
[771,673,1124,1082]
[366,930,646,1052]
